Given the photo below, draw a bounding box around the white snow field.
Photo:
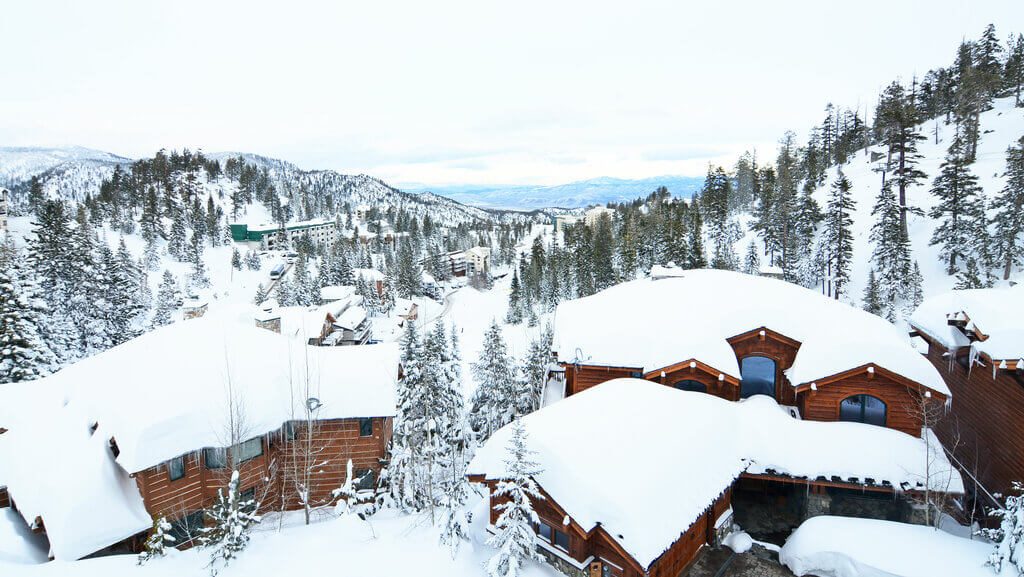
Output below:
[468,379,962,571]
[552,268,950,396]
[779,516,1018,577]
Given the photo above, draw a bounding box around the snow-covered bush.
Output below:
[136,516,175,564]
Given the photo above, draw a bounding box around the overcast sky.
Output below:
[1,1,1022,186]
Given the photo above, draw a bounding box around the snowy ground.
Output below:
[0,496,560,577]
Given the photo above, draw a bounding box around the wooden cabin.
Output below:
[909,286,1024,504]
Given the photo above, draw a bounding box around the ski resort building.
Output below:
[0,308,400,561]
[583,206,615,226]
[468,380,961,577]
[428,246,492,278]
[909,285,1024,503]
[229,218,337,250]
[267,293,371,347]
[554,268,951,438]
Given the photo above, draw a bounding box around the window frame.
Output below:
[235,437,264,464]
[167,455,186,481]
[739,355,777,399]
[359,417,374,437]
[204,447,226,470]
[839,394,887,427]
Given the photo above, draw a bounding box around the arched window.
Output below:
[673,380,707,393]
[740,356,776,398]
[839,394,887,426]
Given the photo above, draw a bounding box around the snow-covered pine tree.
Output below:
[874,81,928,236]
[505,271,524,325]
[862,269,884,317]
[387,320,426,511]
[137,516,176,564]
[993,136,1024,280]
[985,482,1024,574]
[253,283,268,306]
[485,418,544,577]
[186,230,210,288]
[275,276,295,307]
[0,264,56,382]
[954,257,985,289]
[869,178,913,318]
[929,126,987,276]
[167,212,189,261]
[200,470,260,576]
[819,169,856,299]
[230,247,242,270]
[469,321,519,441]
[245,250,261,271]
[908,261,925,309]
[521,327,553,413]
[742,239,761,276]
[152,270,178,328]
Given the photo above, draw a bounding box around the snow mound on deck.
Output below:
[779,516,1012,577]
[468,379,962,570]
[553,269,948,396]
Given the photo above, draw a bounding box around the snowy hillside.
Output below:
[0,146,132,206]
[808,96,1024,305]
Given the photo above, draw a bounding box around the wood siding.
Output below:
[0,486,9,508]
[565,364,639,396]
[655,362,739,401]
[133,416,392,528]
[922,338,1024,498]
[797,371,928,437]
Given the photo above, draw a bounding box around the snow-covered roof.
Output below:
[553,269,949,396]
[334,306,367,331]
[467,379,962,570]
[465,246,491,258]
[320,285,356,303]
[355,268,384,282]
[910,285,1024,364]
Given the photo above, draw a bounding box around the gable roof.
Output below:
[553,269,949,396]
[467,379,962,570]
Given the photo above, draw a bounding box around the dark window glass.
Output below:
[740,356,776,398]
[359,418,373,437]
[239,487,256,503]
[839,394,887,426]
[673,380,707,393]
[538,523,552,542]
[168,511,204,545]
[204,448,226,470]
[354,468,376,491]
[168,455,185,481]
[553,528,570,550]
[236,437,263,463]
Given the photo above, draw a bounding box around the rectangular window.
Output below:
[553,528,570,551]
[168,455,185,481]
[204,448,226,470]
[236,437,263,463]
[168,511,204,545]
[538,523,553,542]
[359,418,373,437]
[354,468,376,491]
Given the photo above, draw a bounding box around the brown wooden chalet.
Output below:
[909,286,1024,509]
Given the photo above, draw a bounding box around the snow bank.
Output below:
[0,305,400,560]
[779,516,1013,577]
[468,379,962,569]
[911,285,1024,364]
[553,269,949,396]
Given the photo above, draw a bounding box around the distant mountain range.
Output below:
[403,175,704,210]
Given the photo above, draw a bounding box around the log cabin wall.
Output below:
[0,486,9,508]
[648,488,731,577]
[922,338,1024,498]
[564,364,639,396]
[727,328,801,405]
[134,416,392,524]
[796,372,927,437]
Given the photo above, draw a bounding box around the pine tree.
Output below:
[505,272,524,325]
[742,239,761,275]
[985,482,1024,574]
[245,250,261,271]
[152,270,178,328]
[520,326,553,413]
[199,470,260,576]
[954,257,984,289]
[469,321,518,441]
[231,247,242,270]
[685,197,707,269]
[1005,33,1024,107]
[137,516,176,564]
[993,137,1024,279]
[862,269,884,317]
[253,283,268,306]
[27,176,45,216]
[820,169,856,299]
[0,265,56,382]
[908,261,925,309]
[187,231,209,288]
[486,418,544,577]
[929,127,987,275]
[869,178,913,317]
